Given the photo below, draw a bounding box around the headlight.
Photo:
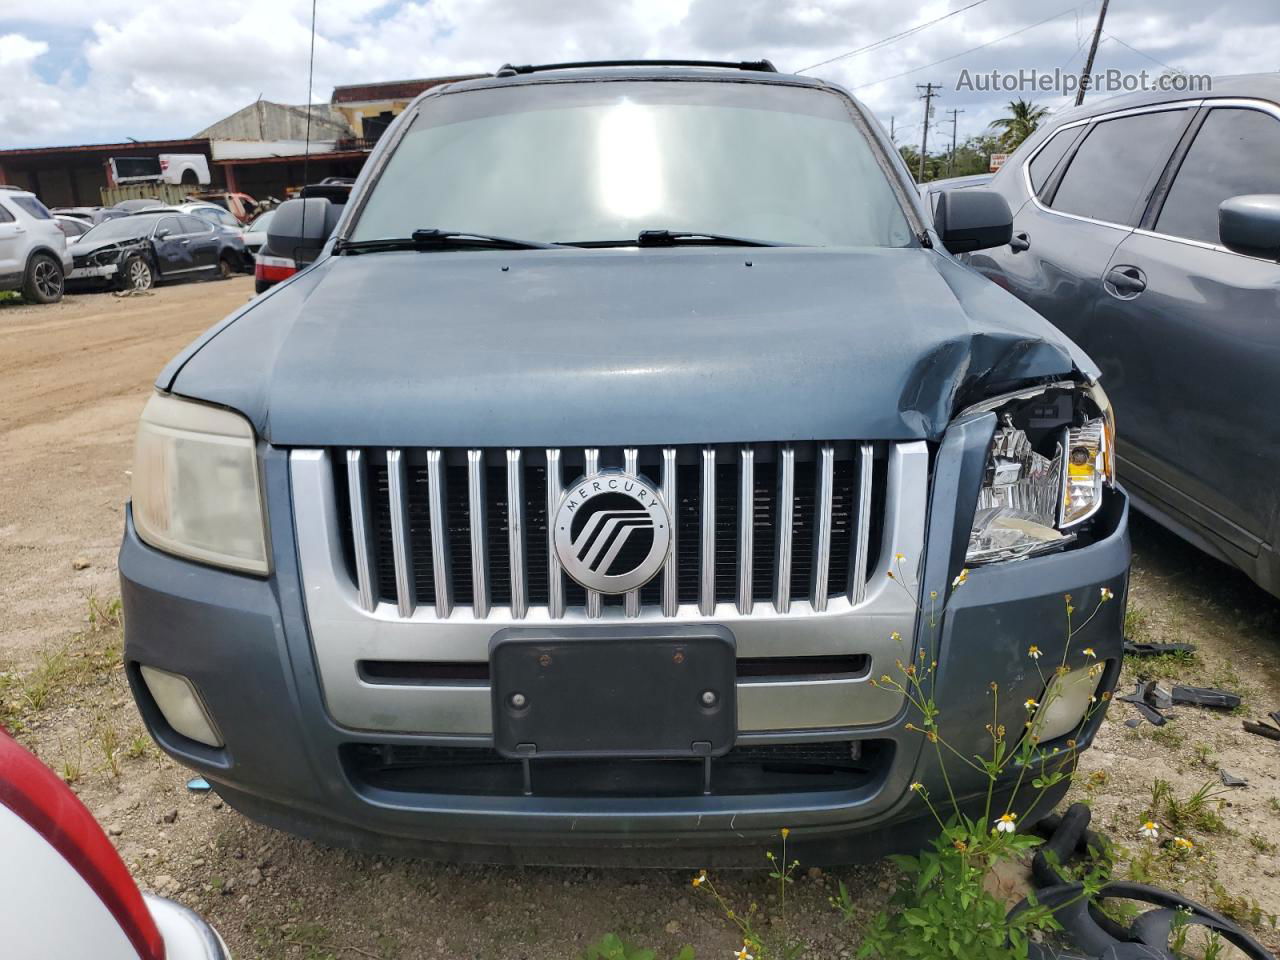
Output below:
[966,383,1114,566]
[132,393,269,574]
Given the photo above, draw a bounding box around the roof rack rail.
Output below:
[494,59,778,77]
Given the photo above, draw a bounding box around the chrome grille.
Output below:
[335,443,885,620]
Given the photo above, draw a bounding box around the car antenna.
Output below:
[299,0,318,247]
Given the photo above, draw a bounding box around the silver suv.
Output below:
[0,187,71,303]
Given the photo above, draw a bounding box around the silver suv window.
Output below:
[352,80,913,248]
[1049,110,1189,226]
[10,195,52,220]
[1155,107,1280,245]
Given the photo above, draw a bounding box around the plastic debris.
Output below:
[1219,769,1248,788]
[1123,641,1196,657]
[1170,685,1241,710]
[1116,681,1168,726]
[1243,719,1280,742]
[186,776,211,793]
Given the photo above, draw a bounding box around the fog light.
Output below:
[140,666,223,748]
[1031,663,1104,743]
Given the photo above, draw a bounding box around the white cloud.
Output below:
[0,0,1274,149]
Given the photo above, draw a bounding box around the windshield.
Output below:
[351,80,913,247]
[78,215,158,244]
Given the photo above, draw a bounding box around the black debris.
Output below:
[1117,680,1168,726]
[1243,719,1280,742]
[1123,641,1197,657]
[1219,768,1248,787]
[1170,685,1241,710]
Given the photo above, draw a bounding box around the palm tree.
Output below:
[988,99,1051,150]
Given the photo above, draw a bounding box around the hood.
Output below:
[71,236,146,259]
[163,246,1097,447]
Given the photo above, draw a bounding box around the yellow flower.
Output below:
[952,839,967,851]
[890,631,902,642]
[1082,647,1096,658]
[780,827,790,839]
[1028,645,1043,660]
[895,552,905,561]
[692,869,707,887]
[909,782,923,792]
[952,569,969,588]
[1173,836,1194,850]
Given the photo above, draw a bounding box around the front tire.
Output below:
[216,254,236,280]
[120,255,155,292]
[22,253,64,304]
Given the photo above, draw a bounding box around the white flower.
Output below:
[1100,586,1114,602]
[1028,645,1043,660]
[995,813,1017,834]
[734,948,755,960]
[1139,821,1159,840]
[952,569,969,588]
[1024,698,1039,711]
[1082,647,1097,659]
[1173,836,1194,851]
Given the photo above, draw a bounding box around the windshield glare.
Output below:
[352,81,913,248]
[78,216,158,244]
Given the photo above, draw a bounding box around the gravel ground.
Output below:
[1,281,1277,958]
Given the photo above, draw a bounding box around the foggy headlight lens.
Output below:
[132,393,269,574]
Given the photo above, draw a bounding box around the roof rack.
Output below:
[494,59,778,77]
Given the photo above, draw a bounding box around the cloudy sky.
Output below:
[1,0,1277,150]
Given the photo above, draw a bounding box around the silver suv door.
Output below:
[0,200,20,280]
[970,107,1194,355]
[1093,102,1280,557]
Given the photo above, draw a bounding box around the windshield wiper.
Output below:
[335,229,563,254]
[637,229,788,247]
[565,229,790,248]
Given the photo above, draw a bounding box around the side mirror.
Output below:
[155,227,171,239]
[266,197,340,262]
[933,189,1013,254]
[1218,194,1280,259]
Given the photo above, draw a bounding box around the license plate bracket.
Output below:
[489,626,736,760]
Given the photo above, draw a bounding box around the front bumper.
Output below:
[68,263,118,281]
[120,428,1130,864]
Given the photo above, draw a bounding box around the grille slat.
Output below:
[335,442,885,619]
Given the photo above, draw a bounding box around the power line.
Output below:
[853,7,1078,90]
[796,0,996,73]
[1103,31,1186,75]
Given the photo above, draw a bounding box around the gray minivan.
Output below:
[119,60,1128,863]
[970,75,1280,598]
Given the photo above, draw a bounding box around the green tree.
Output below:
[988,98,1050,150]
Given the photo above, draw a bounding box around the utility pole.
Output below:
[916,83,941,182]
[1075,0,1111,106]
[945,108,965,177]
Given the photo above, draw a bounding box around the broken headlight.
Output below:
[966,384,1114,565]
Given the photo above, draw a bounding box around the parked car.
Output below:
[108,154,211,187]
[0,728,229,958]
[68,211,247,291]
[121,60,1128,865]
[54,214,93,240]
[185,191,259,224]
[252,179,350,292]
[147,202,245,233]
[52,205,129,226]
[240,209,274,259]
[0,186,71,303]
[969,74,1280,598]
[919,173,994,217]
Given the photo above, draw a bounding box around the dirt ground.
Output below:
[1,281,1278,959]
